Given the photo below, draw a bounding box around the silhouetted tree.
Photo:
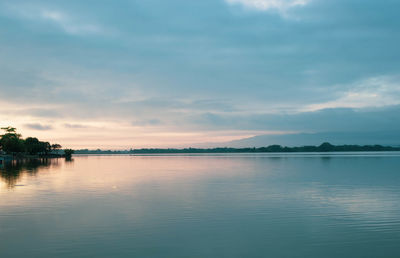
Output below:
[0,127,25,154]
[51,144,62,152]
[24,137,40,154]
[1,127,67,156]
[24,138,51,155]
[64,149,74,160]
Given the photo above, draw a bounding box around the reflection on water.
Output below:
[0,154,400,258]
[0,158,61,188]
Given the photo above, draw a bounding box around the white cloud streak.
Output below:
[4,3,104,36]
[304,76,400,111]
[40,10,102,35]
[225,0,310,12]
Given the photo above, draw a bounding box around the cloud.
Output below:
[304,76,400,111]
[2,3,104,36]
[225,0,309,12]
[187,105,400,133]
[0,0,399,147]
[64,123,89,129]
[28,108,63,118]
[24,123,53,131]
[132,119,163,127]
[39,10,102,35]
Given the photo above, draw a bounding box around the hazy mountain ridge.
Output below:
[223,131,400,148]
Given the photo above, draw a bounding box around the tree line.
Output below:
[0,127,62,155]
[74,142,400,154]
[128,143,400,153]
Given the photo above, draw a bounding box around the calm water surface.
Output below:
[1,154,400,257]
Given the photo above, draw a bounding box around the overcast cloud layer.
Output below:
[0,0,399,148]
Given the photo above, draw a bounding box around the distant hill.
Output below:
[224,131,400,148]
[74,143,400,154]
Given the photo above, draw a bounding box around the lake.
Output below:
[1,154,400,257]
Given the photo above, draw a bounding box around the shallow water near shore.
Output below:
[1,153,400,257]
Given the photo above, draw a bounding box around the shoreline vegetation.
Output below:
[2,126,399,158]
[76,142,400,154]
[0,127,73,160]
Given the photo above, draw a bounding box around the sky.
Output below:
[0,0,399,149]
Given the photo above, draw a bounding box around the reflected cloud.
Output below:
[301,186,400,222]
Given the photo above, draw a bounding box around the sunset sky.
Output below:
[1,0,399,149]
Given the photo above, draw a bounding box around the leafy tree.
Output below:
[64,149,74,160]
[0,127,58,155]
[0,127,24,154]
[24,137,41,155]
[24,138,50,155]
[42,142,51,155]
[1,127,18,133]
[51,144,62,151]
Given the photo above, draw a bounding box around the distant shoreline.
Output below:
[74,143,400,155]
